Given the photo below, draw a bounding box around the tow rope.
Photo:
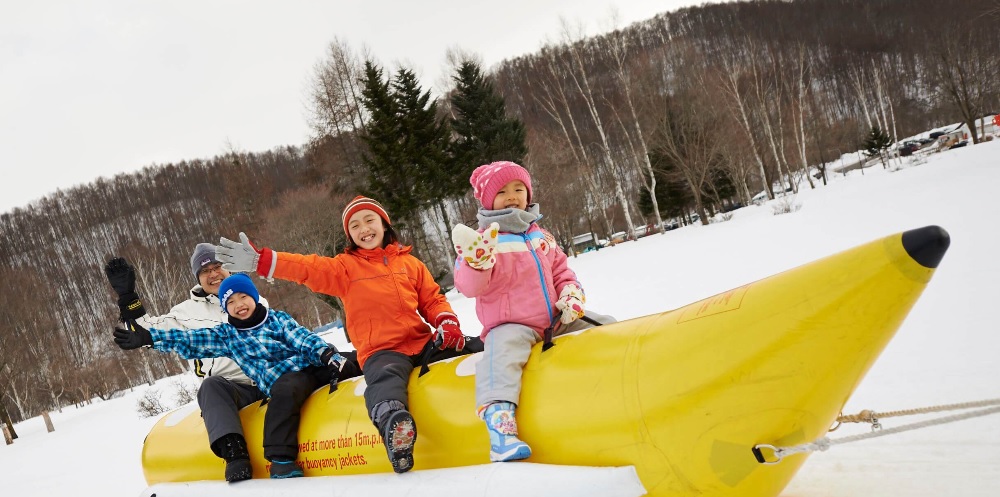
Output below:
[752,398,1000,464]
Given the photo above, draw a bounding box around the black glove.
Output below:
[320,347,347,393]
[113,321,153,350]
[104,257,146,320]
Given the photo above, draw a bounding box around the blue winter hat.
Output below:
[217,273,260,312]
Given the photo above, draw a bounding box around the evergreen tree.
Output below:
[449,61,528,197]
[706,167,738,213]
[639,152,693,223]
[359,61,408,215]
[862,125,893,168]
[393,68,452,206]
[358,62,451,227]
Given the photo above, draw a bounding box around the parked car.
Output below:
[632,223,658,238]
[721,202,744,213]
[898,142,920,157]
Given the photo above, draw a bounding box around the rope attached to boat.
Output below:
[752,399,1000,464]
[835,397,1000,426]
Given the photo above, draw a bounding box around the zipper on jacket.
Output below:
[522,233,554,323]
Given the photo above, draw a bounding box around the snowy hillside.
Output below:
[3,140,999,496]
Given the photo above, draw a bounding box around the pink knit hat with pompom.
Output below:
[469,161,533,209]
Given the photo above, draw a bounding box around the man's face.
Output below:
[197,262,229,296]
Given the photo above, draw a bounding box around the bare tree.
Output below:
[931,28,998,145]
[307,37,369,139]
[649,82,726,225]
[258,185,354,327]
[558,19,637,236]
[791,44,816,190]
[605,14,663,232]
[529,50,614,236]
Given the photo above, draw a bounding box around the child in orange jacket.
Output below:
[215,195,482,473]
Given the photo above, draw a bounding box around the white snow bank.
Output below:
[141,463,646,497]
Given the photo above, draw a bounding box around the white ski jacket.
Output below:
[135,285,268,385]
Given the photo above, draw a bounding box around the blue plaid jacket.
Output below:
[149,308,329,396]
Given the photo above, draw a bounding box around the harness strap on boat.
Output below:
[542,319,560,352]
[418,335,444,377]
[753,404,1000,464]
[542,314,605,352]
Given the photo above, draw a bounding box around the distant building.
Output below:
[571,232,599,252]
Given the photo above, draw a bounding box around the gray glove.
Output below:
[215,232,269,274]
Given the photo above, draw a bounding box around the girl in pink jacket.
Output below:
[451,161,615,463]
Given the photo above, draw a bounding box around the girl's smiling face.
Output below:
[347,209,386,250]
[225,292,257,319]
[492,180,529,211]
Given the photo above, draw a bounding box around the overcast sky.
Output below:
[0,1,712,215]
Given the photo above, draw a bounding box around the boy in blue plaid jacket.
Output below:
[113,273,360,479]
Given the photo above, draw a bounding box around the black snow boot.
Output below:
[214,433,253,482]
[380,409,417,473]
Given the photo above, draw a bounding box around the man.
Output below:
[105,244,270,482]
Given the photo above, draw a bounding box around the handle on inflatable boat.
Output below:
[542,314,605,352]
[542,321,560,352]
[418,335,445,377]
[751,444,782,465]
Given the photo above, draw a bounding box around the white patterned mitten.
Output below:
[555,284,586,324]
[452,223,499,271]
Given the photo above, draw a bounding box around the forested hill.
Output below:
[1,0,996,426]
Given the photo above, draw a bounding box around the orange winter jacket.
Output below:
[272,244,454,368]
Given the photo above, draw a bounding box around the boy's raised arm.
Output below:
[147,324,233,360]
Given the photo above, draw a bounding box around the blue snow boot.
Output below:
[483,402,531,462]
[268,457,303,479]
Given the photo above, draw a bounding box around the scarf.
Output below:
[477,204,542,234]
[228,303,267,330]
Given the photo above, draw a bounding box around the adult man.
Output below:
[105,244,267,482]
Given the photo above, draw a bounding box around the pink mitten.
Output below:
[452,223,499,270]
[555,284,586,324]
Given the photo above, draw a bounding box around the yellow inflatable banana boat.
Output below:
[142,226,950,496]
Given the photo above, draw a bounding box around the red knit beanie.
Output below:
[341,196,391,236]
[469,161,533,209]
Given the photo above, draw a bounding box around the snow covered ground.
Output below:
[3,140,999,496]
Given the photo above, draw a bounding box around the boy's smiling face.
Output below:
[225,292,257,319]
[492,180,529,211]
[347,209,386,250]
